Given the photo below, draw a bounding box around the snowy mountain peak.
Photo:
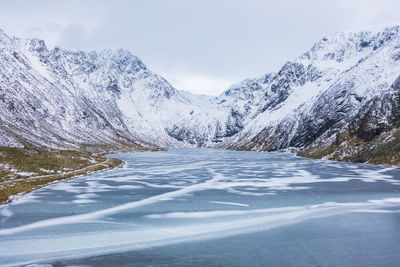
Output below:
[0,26,236,149]
[299,25,400,66]
[27,38,48,53]
[221,24,400,166]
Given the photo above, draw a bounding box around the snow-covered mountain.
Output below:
[221,25,400,164]
[1,25,400,164]
[0,28,233,151]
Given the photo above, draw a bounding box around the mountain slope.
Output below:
[0,28,233,151]
[221,25,400,164]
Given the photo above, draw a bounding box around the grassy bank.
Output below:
[0,147,123,204]
[298,128,400,166]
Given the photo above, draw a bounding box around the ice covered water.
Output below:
[1,148,400,266]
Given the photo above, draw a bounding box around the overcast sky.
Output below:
[0,0,399,95]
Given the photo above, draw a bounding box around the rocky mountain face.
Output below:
[1,25,400,165]
[0,28,232,151]
[298,74,400,165]
[222,25,400,165]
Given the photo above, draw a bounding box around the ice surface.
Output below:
[1,149,400,266]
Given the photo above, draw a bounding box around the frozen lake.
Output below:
[1,148,400,266]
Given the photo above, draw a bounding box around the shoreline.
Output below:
[227,146,400,168]
[1,156,124,205]
[3,146,397,206]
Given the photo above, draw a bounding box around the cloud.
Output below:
[58,24,89,49]
[159,71,236,96]
[0,0,400,95]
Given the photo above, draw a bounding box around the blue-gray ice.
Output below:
[1,148,400,266]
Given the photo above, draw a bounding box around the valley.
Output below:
[1,25,400,166]
[0,14,400,267]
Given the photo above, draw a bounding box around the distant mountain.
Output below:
[1,25,400,165]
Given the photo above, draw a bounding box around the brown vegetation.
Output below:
[0,147,123,204]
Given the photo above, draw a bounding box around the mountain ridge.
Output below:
[1,25,400,165]
[221,24,400,165]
